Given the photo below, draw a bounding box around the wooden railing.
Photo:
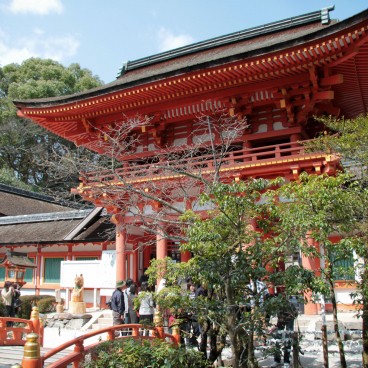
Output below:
[0,307,44,346]
[19,324,179,368]
[80,140,321,185]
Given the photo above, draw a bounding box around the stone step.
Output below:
[91,323,112,330]
[97,317,113,324]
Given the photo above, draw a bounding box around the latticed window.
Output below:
[22,257,35,282]
[332,256,355,281]
[0,267,4,281]
[44,258,64,283]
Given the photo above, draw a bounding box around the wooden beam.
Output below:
[314,91,334,100]
[320,74,344,86]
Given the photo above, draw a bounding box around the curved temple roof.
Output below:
[13,7,368,153]
[14,6,359,108]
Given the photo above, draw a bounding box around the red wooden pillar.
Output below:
[181,251,191,263]
[112,214,127,282]
[302,233,321,315]
[156,222,168,261]
[156,222,168,287]
[290,133,302,150]
[116,229,126,282]
[35,245,41,296]
[67,244,73,260]
[133,243,138,282]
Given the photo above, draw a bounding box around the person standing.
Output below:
[1,281,15,326]
[184,283,200,347]
[128,283,139,324]
[138,281,154,336]
[123,278,134,325]
[110,280,126,337]
[12,283,21,316]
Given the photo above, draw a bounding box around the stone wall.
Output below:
[44,313,92,330]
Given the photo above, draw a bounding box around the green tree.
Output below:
[0,58,102,194]
[302,114,368,368]
[148,179,314,368]
[274,172,362,368]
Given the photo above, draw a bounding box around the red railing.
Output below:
[21,324,179,368]
[0,307,44,346]
[80,140,322,185]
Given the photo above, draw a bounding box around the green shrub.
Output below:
[81,338,207,368]
[17,295,56,319]
[36,296,56,314]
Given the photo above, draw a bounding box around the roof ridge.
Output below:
[0,209,94,225]
[119,6,335,76]
[0,183,84,210]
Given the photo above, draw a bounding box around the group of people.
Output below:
[246,280,299,367]
[108,276,298,366]
[176,282,208,347]
[109,278,155,336]
[1,281,21,326]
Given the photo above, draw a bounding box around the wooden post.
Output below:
[30,307,43,347]
[171,324,181,346]
[21,333,42,368]
[132,326,139,337]
[73,341,84,368]
[153,309,164,340]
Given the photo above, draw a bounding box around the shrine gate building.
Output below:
[14,7,368,314]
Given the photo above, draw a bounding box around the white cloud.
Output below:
[0,28,79,67]
[7,0,63,15]
[158,27,194,52]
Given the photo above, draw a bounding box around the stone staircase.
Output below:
[84,309,113,331]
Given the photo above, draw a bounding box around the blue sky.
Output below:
[0,0,367,84]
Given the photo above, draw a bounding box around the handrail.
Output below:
[80,139,323,185]
[18,323,179,368]
[0,307,44,346]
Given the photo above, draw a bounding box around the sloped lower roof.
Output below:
[0,209,114,245]
[0,184,79,216]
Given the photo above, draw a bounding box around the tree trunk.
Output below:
[362,258,368,368]
[198,318,209,360]
[329,278,347,368]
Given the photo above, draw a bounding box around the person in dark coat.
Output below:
[110,280,126,336]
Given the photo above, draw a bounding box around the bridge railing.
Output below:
[20,324,180,368]
[0,306,44,346]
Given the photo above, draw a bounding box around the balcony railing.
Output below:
[80,140,325,186]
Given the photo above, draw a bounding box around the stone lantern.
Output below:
[0,250,37,287]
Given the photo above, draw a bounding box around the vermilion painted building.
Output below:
[0,184,115,307]
[14,7,368,314]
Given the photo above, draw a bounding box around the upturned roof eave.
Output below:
[12,7,368,109]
